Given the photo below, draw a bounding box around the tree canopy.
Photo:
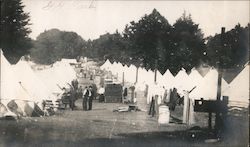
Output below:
[206,24,249,69]
[0,0,32,63]
[30,29,87,64]
[28,9,249,74]
[170,12,206,74]
[124,9,172,71]
[123,9,206,74]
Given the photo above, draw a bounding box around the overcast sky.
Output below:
[22,0,249,40]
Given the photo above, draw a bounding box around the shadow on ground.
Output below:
[0,119,244,147]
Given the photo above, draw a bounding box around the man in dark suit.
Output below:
[88,86,94,110]
[82,86,89,111]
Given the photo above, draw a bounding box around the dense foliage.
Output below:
[123,9,172,72]
[206,24,249,69]
[30,29,87,64]
[0,0,32,63]
[2,3,248,73]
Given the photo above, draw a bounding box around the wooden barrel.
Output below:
[158,105,170,124]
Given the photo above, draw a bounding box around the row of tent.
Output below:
[34,60,77,93]
[0,50,77,117]
[100,59,249,107]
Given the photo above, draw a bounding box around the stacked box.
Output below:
[135,91,147,110]
[105,84,122,103]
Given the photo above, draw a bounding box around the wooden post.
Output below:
[136,67,138,84]
[154,69,157,83]
[154,60,158,83]
[188,98,195,125]
[155,95,159,117]
[122,72,124,86]
[208,112,212,130]
[216,27,225,102]
[149,97,156,117]
[222,96,228,129]
[183,91,190,124]
[216,66,223,100]
[215,27,225,131]
[215,69,222,127]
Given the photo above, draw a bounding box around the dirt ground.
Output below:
[0,99,249,147]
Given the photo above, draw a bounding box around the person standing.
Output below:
[130,86,135,103]
[123,87,128,103]
[77,86,83,100]
[88,86,93,110]
[92,84,97,100]
[98,85,105,102]
[71,79,79,90]
[82,86,89,111]
[69,86,76,111]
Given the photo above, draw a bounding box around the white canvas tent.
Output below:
[137,67,148,84]
[100,59,112,71]
[50,61,76,88]
[56,61,77,83]
[110,62,119,77]
[162,69,175,89]
[147,83,165,104]
[124,64,137,83]
[61,58,77,64]
[35,61,77,93]
[187,68,204,92]
[189,68,219,100]
[221,78,230,99]
[156,70,165,86]
[0,50,43,117]
[45,66,68,89]
[224,65,249,107]
[173,68,190,93]
[146,69,155,85]
[116,62,126,82]
[13,60,54,104]
[34,68,64,94]
[0,50,31,102]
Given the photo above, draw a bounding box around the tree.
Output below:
[30,29,87,64]
[122,10,206,74]
[170,12,206,74]
[123,9,172,72]
[206,24,249,69]
[90,30,129,62]
[0,0,32,63]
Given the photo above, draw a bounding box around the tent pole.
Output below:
[183,91,189,124]
[215,27,225,133]
[136,67,138,84]
[122,72,124,86]
[154,60,158,83]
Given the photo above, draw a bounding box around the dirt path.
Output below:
[0,100,248,147]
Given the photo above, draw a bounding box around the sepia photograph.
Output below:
[0,0,249,146]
